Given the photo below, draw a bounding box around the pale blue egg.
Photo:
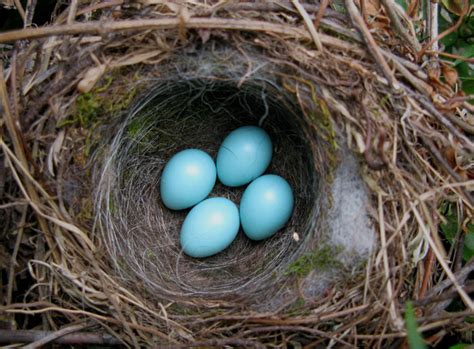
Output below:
[160,149,216,210]
[180,197,240,258]
[216,126,272,187]
[240,175,294,241]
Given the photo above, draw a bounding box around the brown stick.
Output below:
[413,94,474,152]
[181,338,265,349]
[314,0,330,29]
[418,248,436,299]
[417,0,469,60]
[344,0,400,89]
[419,135,473,207]
[0,17,362,55]
[413,281,474,307]
[0,67,60,262]
[0,329,122,346]
[0,18,308,43]
[379,0,421,53]
[23,324,88,349]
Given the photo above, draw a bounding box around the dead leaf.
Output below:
[441,0,465,16]
[112,50,162,67]
[427,63,441,81]
[356,0,382,17]
[443,146,457,169]
[47,130,65,177]
[198,29,211,44]
[442,65,458,87]
[77,64,106,93]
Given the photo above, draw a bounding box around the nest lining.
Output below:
[93,71,326,304]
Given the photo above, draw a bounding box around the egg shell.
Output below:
[240,174,294,241]
[160,149,216,210]
[180,197,240,258]
[216,126,272,187]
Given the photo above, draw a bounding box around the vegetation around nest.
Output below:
[0,0,473,347]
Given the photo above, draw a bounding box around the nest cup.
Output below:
[93,53,327,305]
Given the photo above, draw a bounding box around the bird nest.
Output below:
[1,1,473,347]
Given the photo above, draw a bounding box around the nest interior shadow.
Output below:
[93,77,323,304]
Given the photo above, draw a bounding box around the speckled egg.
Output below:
[160,149,216,210]
[180,197,240,258]
[240,174,294,241]
[216,126,272,187]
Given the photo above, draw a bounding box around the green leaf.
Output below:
[454,45,474,65]
[405,301,427,349]
[463,223,474,261]
[440,203,458,243]
[439,203,474,261]
[449,344,470,349]
[439,11,459,48]
[395,0,408,11]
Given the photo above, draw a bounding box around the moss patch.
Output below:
[285,245,343,277]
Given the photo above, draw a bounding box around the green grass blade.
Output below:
[405,301,427,349]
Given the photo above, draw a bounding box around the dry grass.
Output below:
[0,0,473,347]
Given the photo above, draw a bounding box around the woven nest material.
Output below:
[1,1,473,347]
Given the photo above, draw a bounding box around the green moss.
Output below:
[285,245,344,277]
[58,92,102,128]
[59,71,140,129]
[315,97,338,150]
[145,249,155,259]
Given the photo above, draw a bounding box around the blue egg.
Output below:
[240,175,294,241]
[216,126,272,187]
[180,197,240,258]
[160,149,216,210]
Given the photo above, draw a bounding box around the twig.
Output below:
[378,193,403,329]
[314,0,330,29]
[23,55,93,128]
[419,135,473,207]
[426,0,441,74]
[379,0,421,53]
[453,204,465,272]
[345,0,400,90]
[211,1,344,20]
[0,329,121,345]
[417,0,469,60]
[412,93,474,152]
[385,54,432,96]
[0,66,60,261]
[2,305,176,343]
[425,258,474,298]
[418,247,435,299]
[12,0,26,22]
[243,325,356,348]
[67,0,79,25]
[429,0,439,53]
[410,204,474,310]
[425,50,474,64]
[290,0,323,50]
[6,205,27,305]
[182,338,265,349]
[24,0,37,28]
[23,324,89,349]
[0,17,356,54]
[438,107,474,135]
[414,281,474,307]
